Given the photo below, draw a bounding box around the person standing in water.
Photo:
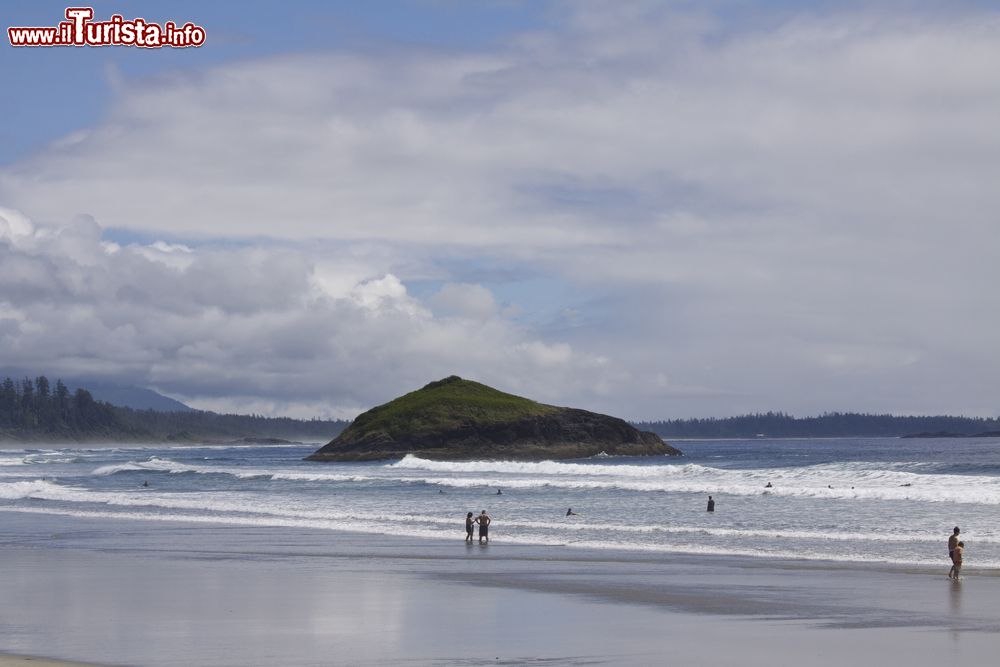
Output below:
[706,495,715,512]
[465,512,475,543]
[948,527,961,579]
[476,510,491,543]
[952,542,965,580]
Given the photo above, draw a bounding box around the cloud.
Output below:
[1,3,999,417]
[430,283,498,320]
[0,208,632,418]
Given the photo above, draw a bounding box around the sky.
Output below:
[1,0,998,420]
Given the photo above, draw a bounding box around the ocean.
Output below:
[1,436,997,569]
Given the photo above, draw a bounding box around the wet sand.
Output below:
[0,511,997,666]
[0,656,103,667]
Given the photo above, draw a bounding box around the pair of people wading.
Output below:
[465,510,491,543]
[948,526,965,580]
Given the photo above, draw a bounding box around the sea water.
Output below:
[0,437,997,568]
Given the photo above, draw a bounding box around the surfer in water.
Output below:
[476,510,491,543]
[707,495,715,512]
[566,508,578,516]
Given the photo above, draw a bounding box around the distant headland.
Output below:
[901,431,1000,439]
[306,376,681,461]
[636,412,1000,439]
[0,374,347,443]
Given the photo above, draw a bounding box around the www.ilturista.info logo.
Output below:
[8,7,206,48]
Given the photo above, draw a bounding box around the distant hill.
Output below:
[635,412,1000,438]
[308,375,680,461]
[0,369,196,412]
[76,383,194,412]
[0,374,346,443]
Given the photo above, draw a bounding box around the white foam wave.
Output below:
[3,479,999,548]
[90,457,380,483]
[92,457,202,476]
[383,456,1000,504]
[91,457,271,479]
[1,504,996,569]
[83,453,1000,505]
[0,479,69,499]
[388,455,715,478]
[0,456,31,466]
[23,454,82,464]
[363,473,1000,505]
[269,472,381,483]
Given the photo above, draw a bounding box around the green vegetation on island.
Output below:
[307,376,680,461]
[346,375,560,439]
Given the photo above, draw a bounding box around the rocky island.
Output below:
[306,376,681,461]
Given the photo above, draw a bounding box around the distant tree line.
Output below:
[0,376,126,438]
[634,411,1000,438]
[0,375,348,442]
[113,408,348,441]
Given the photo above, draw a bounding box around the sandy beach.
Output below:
[0,657,102,667]
[0,511,996,666]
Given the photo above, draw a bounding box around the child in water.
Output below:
[952,541,964,580]
[465,512,475,542]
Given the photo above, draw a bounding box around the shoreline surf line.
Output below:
[1,505,998,571]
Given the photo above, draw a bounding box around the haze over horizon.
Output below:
[2,1,998,421]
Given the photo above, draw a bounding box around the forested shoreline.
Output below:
[3,375,997,443]
[636,411,1000,438]
[0,375,347,443]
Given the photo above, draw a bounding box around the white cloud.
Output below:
[0,210,633,418]
[430,283,498,321]
[2,4,999,417]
